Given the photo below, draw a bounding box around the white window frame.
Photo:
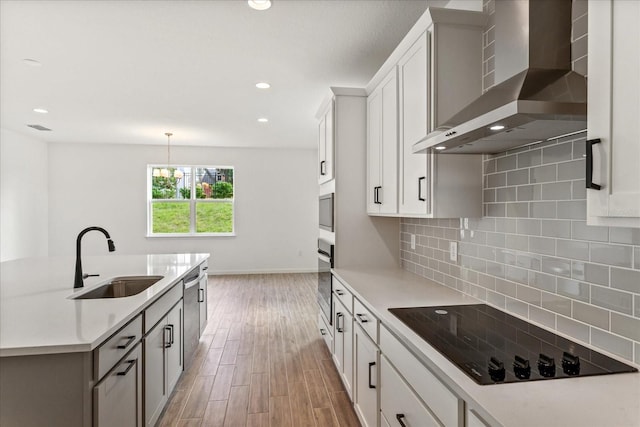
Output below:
[146,164,235,237]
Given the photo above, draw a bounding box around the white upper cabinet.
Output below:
[398,31,430,215]
[367,68,399,215]
[587,0,640,228]
[366,7,486,217]
[318,99,335,184]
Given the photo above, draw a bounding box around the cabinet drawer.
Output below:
[318,311,333,353]
[95,314,143,381]
[145,282,183,333]
[354,298,378,343]
[94,342,143,427]
[380,325,461,427]
[381,356,440,427]
[333,276,353,313]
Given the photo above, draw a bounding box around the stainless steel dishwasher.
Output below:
[182,265,201,368]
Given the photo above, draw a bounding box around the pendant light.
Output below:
[153,132,183,180]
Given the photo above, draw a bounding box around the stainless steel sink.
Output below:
[73,276,164,299]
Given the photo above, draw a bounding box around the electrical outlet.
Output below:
[411,234,416,250]
[449,241,458,262]
[464,218,469,229]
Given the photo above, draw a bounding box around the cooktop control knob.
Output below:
[513,355,531,379]
[537,353,556,377]
[561,352,581,376]
[488,357,506,382]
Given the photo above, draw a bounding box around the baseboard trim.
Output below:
[208,268,318,275]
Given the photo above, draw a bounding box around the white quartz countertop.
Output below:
[0,253,209,357]
[333,267,640,427]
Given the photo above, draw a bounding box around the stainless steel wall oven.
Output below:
[317,239,334,324]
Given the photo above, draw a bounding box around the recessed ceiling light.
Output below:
[255,82,271,89]
[489,125,505,131]
[23,58,42,67]
[258,118,269,123]
[33,108,48,114]
[435,146,446,150]
[248,0,271,10]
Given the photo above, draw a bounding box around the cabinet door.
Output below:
[368,68,398,215]
[318,100,335,184]
[199,274,207,335]
[587,0,640,227]
[354,324,379,427]
[318,114,327,183]
[367,85,383,214]
[399,32,429,215]
[145,319,167,427]
[333,296,354,397]
[94,343,143,427]
[166,301,183,395]
[380,356,440,427]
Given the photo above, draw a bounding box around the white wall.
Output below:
[0,128,49,262]
[47,142,318,274]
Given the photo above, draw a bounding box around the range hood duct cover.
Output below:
[414,0,587,154]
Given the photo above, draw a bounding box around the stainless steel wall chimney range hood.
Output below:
[413,0,587,154]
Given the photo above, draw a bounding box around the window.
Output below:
[148,165,234,236]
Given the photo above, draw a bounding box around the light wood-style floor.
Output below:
[157,273,361,427]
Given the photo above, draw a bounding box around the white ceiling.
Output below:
[0,0,444,149]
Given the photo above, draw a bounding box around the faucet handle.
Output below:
[83,273,100,279]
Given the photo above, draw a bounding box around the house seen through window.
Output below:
[148,165,234,235]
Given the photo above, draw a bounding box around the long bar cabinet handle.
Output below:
[586,138,602,190]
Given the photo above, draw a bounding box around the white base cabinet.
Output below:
[94,343,143,427]
[145,291,184,427]
[354,322,379,427]
[332,286,354,398]
[587,0,640,227]
[380,356,440,427]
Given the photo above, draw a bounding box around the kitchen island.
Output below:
[0,253,209,426]
[332,267,640,427]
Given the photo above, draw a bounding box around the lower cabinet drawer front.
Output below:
[354,298,379,343]
[381,356,440,427]
[318,311,333,353]
[380,325,461,427]
[145,283,183,333]
[333,276,354,313]
[95,314,143,380]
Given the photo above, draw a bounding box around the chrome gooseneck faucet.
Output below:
[74,226,116,288]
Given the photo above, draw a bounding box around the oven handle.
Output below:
[318,252,331,264]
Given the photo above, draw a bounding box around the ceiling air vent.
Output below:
[27,124,52,131]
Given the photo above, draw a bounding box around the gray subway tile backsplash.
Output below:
[610,267,640,293]
[542,142,573,164]
[400,130,640,364]
[591,285,633,315]
[611,313,640,342]
[591,243,633,268]
[571,221,608,242]
[557,239,589,261]
[571,261,609,286]
[507,169,529,186]
[557,159,585,180]
[556,277,590,303]
[572,301,609,330]
[591,328,633,361]
[530,164,557,183]
[517,149,542,168]
[557,316,590,343]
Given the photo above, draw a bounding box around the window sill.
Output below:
[146,233,236,238]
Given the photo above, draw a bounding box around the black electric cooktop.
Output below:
[388,304,638,385]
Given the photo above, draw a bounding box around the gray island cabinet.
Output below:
[0,254,209,427]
